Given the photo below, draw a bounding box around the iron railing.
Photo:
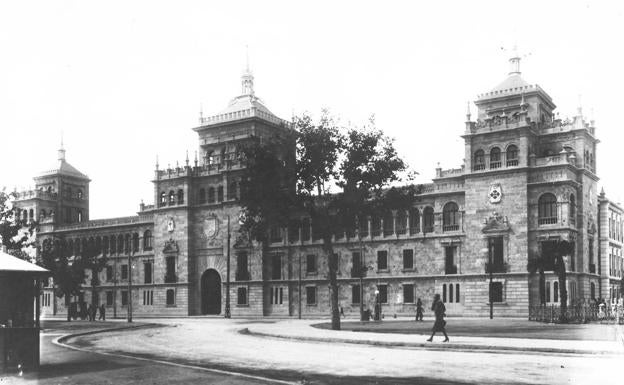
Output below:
[529,303,624,324]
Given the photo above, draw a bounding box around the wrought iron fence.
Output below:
[529,303,624,324]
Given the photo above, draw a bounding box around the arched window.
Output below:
[506,145,519,166]
[423,207,434,233]
[456,284,460,303]
[95,237,102,254]
[177,189,184,204]
[208,187,215,203]
[443,202,459,232]
[77,189,83,199]
[103,236,109,255]
[67,239,74,256]
[490,147,501,169]
[22,210,27,222]
[538,193,558,225]
[77,210,83,223]
[217,186,224,202]
[29,209,34,221]
[383,212,394,237]
[199,188,206,204]
[409,208,420,233]
[132,233,139,252]
[569,194,576,225]
[553,281,559,303]
[396,211,407,235]
[40,209,46,218]
[371,215,381,237]
[301,217,311,241]
[160,192,166,207]
[109,237,116,255]
[143,230,152,250]
[168,191,175,205]
[474,150,485,171]
[124,234,131,253]
[47,186,52,194]
[358,215,368,238]
[228,181,238,200]
[117,235,124,254]
[442,284,447,303]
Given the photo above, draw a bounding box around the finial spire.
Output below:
[155,154,159,170]
[185,150,190,167]
[199,103,204,123]
[465,101,471,121]
[58,131,66,161]
[241,46,255,96]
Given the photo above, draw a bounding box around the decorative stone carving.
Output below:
[483,211,510,233]
[163,238,179,254]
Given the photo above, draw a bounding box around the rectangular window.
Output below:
[237,287,248,305]
[106,266,113,282]
[487,237,504,273]
[142,290,153,306]
[106,291,113,306]
[378,285,388,304]
[490,282,503,303]
[306,254,317,273]
[403,284,414,303]
[236,252,250,281]
[121,264,128,280]
[306,286,317,305]
[144,262,152,284]
[165,256,176,283]
[121,290,128,306]
[166,289,175,306]
[377,250,388,271]
[445,247,457,274]
[272,254,281,280]
[352,285,361,304]
[351,252,361,278]
[403,249,414,269]
[271,287,284,305]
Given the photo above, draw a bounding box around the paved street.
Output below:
[1,321,283,385]
[55,317,623,385]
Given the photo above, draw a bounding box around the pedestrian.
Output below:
[416,298,424,321]
[98,304,106,321]
[340,306,345,318]
[426,294,449,342]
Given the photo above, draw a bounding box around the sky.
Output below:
[1,0,623,219]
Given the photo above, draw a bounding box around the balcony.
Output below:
[445,265,458,275]
[589,264,596,274]
[164,273,177,283]
[538,216,558,225]
[443,224,459,232]
[485,262,508,274]
[235,270,251,281]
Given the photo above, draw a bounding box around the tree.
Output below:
[296,112,344,330]
[0,189,37,261]
[528,239,574,322]
[40,236,87,321]
[82,238,107,307]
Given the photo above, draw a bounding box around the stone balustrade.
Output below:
[13,189,58,201]
[199,106,291,127]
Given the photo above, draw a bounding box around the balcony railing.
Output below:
[538,216,558,225]
[490,161,502,169]
[506,159,519,167]
[164,273,177,283]
[443,224,459,232]
[235,270,251,281]
[486,262,507,274]
[445,265,458,275]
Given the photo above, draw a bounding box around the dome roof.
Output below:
[490,73,531,94]
[218,94,276,118]
[37,148,89,180]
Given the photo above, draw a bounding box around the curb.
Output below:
[52,325,297,385]
[240,328,624,356]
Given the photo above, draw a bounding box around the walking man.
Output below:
[427,294,449,342]
[98,304,106,321]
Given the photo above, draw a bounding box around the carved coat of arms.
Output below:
[489,184,502,204]
[204,216,219,239]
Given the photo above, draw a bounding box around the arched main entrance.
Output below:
[201,269,222,315]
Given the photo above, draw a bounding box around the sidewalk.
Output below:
[244,318,624,355]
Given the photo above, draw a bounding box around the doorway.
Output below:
[201,269,222,315]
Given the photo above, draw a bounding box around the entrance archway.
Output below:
[201,269,222,315]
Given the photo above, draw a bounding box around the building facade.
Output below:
[16,55,620,318]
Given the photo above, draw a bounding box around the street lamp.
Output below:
[374,288,381,321]
[482,245,493,320]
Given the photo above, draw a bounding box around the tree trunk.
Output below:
[324,235,340,331]
[65,294,71,322]
[538,266,545,305]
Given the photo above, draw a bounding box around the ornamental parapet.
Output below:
[198,106,291,128]
[55,215,151,231]
[13,189,58,201]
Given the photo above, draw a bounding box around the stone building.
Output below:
[15,54,619,318]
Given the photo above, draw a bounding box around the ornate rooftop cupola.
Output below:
[241,50,254,97]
